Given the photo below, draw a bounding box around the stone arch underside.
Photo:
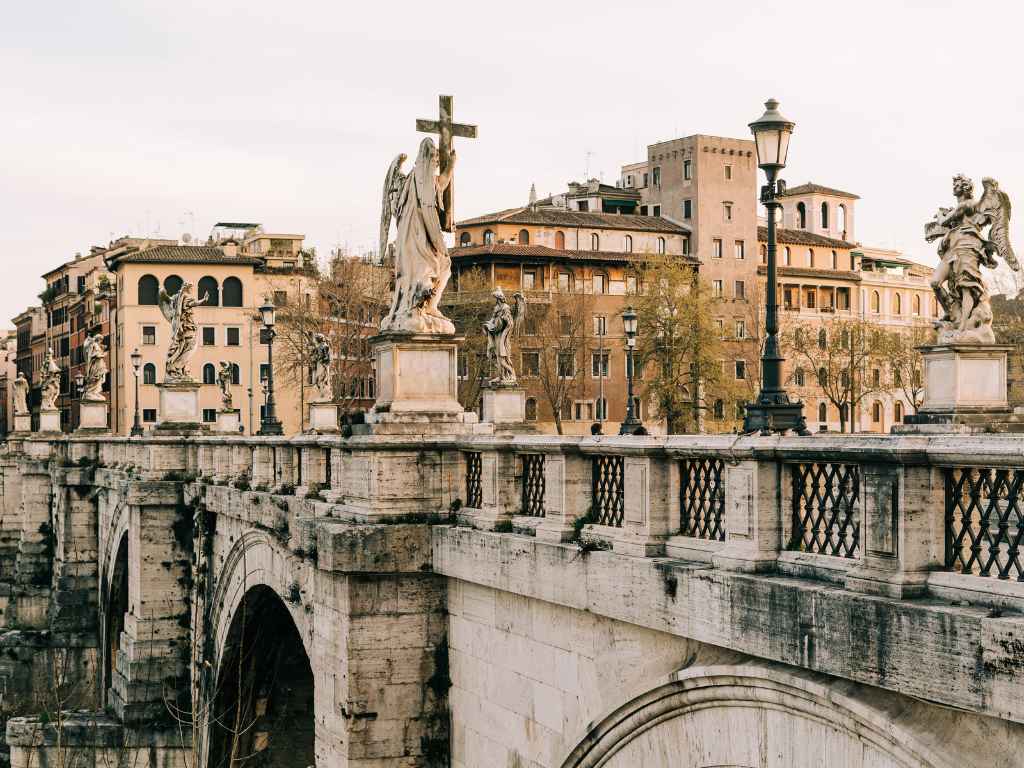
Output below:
[561,662,1021,768]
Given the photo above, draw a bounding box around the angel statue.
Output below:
[13,372,28,415]
[378,137,457,335]
[483,288,526,386]
[926,174,1020,344]
[309,332,334,402]
[40,348,60,411]
[217,360,233,410]
[81,332,107,402]
[159,281,210,382]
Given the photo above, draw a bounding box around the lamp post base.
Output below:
[618,418,644,436]
[742,398,809,436]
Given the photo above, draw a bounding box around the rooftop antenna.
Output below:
[584,150,594,180]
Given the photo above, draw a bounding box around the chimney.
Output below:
[529,183,537,206]
[222,238,238,258]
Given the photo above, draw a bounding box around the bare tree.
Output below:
[443,268,492,413]
[533,292,593,435]
[885,324,933,414]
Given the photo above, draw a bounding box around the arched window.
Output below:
[230,363,240,385]
[555,230,565,249]
[518,229,530,245]
[838,204,847,233]
[795,368,805,387]
[894,293,902,315]
[818,402,827,422]
[525,398,537,421]
[198,276,219,307]
[138,275,159,305]
[164,275,183,296]
[807,248,815,267]
[894,401,904,423]
[913,294,922,316]
[871,291,880,313]
[796,202,807,228]
[831,250,838,269]
[591,233,600,250]
[142,363,156,385]
[821,202,829,229]
[872,401,882,424]
[657,237,666,254]
[202,363,216,385]
[784,247,791,266]
[222,277,243,307]
[624,235,633,253]
[483,229,494,245]
[459,231,471,246]
[818,329,827,349]
[760,244,767,263]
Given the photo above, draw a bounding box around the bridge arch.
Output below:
[561,663,977,768]
[101,532,129,705]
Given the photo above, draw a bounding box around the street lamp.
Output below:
[619,306,643,435]
[742,99,809,436]
[129,348,143,437]
[73,373,84,431]
[258,299,283,436]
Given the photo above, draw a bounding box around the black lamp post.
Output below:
[742,99,809,436]
[619,306,643,435]
[130,348,143,437]
[73,373,84,430]
[258,300,283,436]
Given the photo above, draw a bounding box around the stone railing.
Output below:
[8,429,1024,608]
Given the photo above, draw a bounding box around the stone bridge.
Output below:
[1,429,1023,767]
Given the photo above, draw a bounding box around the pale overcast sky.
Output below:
[2,0,1022,323]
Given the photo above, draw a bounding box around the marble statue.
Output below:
[483,288,526,386]
[309,332,334,402]
[927,175,1020,344]
[379,139,458,335]
[159,281,210,382]
[13,372,28,415]
[81,332,107,402]
[41,349,60,411]
[217,360,233,410]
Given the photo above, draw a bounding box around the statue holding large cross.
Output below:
[379,95,478,335]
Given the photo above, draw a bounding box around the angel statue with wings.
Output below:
[81,332,108,402]
[926,174,1020,344]
[309,332,334,402]
[159,281,210,382]
[378,137,457,335]
[483,288,526,386]
[217,360,233,410]
[41,348,61,411]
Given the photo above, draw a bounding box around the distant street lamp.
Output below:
[130,348,143,437]
[258,300,283,436]
[742,99,809,436]
[73,373,84,430]
[619,306,643,435]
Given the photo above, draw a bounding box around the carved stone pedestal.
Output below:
[481,386,525,425]
[37,408,60,433]
[899,344,1023,433]
[156,381,201,432]
[214,409,240,434]
[13,414,31,433]
[308,402,339,434]
[77,400,109,433]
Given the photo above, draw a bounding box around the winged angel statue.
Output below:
[927,175,1021,343]
[483,288,526,386]
[159,282,210,382]
[378,138,456,335]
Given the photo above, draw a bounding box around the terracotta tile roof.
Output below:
[777,182,860,200]
[757,265,862,282]
[107,245,262,267]
[456,206,690,234]
[450,243,699,265]
[758,225,856,249]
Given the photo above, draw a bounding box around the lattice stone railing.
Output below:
[789,461,861,558]
[945,467,1024,581]
[679,458,725,541]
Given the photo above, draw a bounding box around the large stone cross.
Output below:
[416,94,477,232]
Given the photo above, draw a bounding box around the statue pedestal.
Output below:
[308,402,339,434]
[77,400,109,433]
[214,409,240,434]
[481,386,526,424]
[13,414,31,433]
[898,344,1023,433]
[156,381,202,433]
[37,408,60,433]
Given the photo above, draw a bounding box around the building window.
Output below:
[459,231,471,246]
[483,229,494,245]
[202,408,216,423]
[838,204,847,233]
[626,275,638,294]
[554,230,565,249]
[821,202,830,229]
[683,159,692,180]
[872,368,881,387]
[894,294,903,315]
[712,239,723,259]
[724,203,733,221]
[783,247,791,266]
[735,360,746,380]
[913,294,921,316]
[525,398,537,421]
[143,363,156,385]
[818,329,827,349]
[683,199,692,219]
[657,237,666,254]
[831,250,838,269]
[558,353,575,378]
[259,363,270,381]
[521,351,540,377]
[222,277,242,307]
[202,327,216,346]
[642,173,649,187]
[894,401,904,423]
[796,202,807,229]
[523,269,537,290]
[818,402,828,423]
[653,166,661,187]
[559,315,573,336]
[871,291,880,313]
[226,327,240,346]
[593,274,607,294]
[682,237,690,255]
[712,280,723,298]
[713,399,724,419]
[716,319,725,337]
[142,325,156,345]
[592,351,610,378]
[230,363,240,385]
[734,280,745,300]
[577,201,589,212]
[198,276,219,306]
[795,368,805,387]
[558,272,572,293]
[624,235,632,253]
[593,315,607,336]
[735,240,745,260]
[735,320,746,339]
[143,408,156,423]
[591,233,600,250]
[760,244,767,263]
[652,205,661,217]
[203,363,216,385]
[807,249,815,268]
[837,288,851,310]
[518,229,530,245]
[138,275,160,305]
[872,401,882,424]
[725,165,732,180]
